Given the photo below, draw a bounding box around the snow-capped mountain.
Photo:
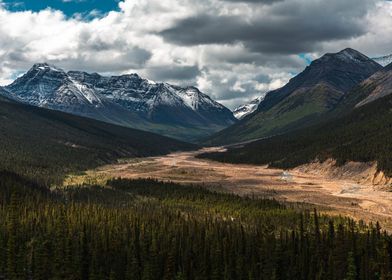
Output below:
[233,94,267,119]
[372,54,392,67]
[67,71,234,126]
[6,63,103,109]
[2,63,236,141]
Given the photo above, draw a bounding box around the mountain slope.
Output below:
[3,64,236,141]
[0,87,13,102]
[0,97,196,184]
[354,62,392,107]
[336,62,392,110]
[199,74,392,176]
[207,48,382,145]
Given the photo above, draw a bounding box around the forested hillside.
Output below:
[1,174,392,279]
[199,93,392,177]
[0,99,196,185]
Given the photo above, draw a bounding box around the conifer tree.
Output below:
[345,252,356,280]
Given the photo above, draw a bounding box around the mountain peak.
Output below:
[296,48,382,92]
[339,47,361,55]
[314,48,373,66]
[31,62,63,72]
[336,48,371,62]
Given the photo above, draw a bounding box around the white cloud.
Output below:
[0,0,391,109]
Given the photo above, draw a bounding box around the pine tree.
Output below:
[345,252,356,280]
[163,244,176,280]
[6,193,19,280]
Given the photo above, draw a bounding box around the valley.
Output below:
[2,0,392,277]
[64,147,392,231]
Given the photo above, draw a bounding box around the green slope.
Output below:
[0,99,196,184]
[208,83,343,144]
[205,49,382,145]
[199,93,392,176]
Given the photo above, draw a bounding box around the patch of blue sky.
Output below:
[299,53,314,65]
[1,0,121,19]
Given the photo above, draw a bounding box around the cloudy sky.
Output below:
[0,0,391,109]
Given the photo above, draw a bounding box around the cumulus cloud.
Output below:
[0,0,391,109]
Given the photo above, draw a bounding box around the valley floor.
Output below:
[64,147,392,230]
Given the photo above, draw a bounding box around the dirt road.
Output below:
[65,148,392,230]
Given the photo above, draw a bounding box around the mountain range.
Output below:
[1,64,236,141]
[206,48,383,145]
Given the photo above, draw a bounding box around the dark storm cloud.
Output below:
[147,65,201,82]
[159,0,371,54]
[254,73,271,83]
[204,47,305,69]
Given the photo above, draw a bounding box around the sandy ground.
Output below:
[64,147,392,230]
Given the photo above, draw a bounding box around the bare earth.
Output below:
[65,147,392,230]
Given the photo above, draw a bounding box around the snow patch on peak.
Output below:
[316,48,371,65]
[337,50,360,61]
[177,87,201,110]
[176,86,224,111]
[32,63,62,72]
[67,78,102,105]
[233,94,267,119]
[334,48,369,63]
[147,79,156,85]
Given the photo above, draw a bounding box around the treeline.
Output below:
[1,173,392,279]
[199,94,392,177]
[0,99,195,185]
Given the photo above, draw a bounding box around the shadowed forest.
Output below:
[1,172,392,279]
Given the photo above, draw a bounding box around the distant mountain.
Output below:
[233,94,266,119]
[0,96,196,184]
[206,48,382,145]
[2,63,236,141]
[67,70,235,128]
[373,54,392,67]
